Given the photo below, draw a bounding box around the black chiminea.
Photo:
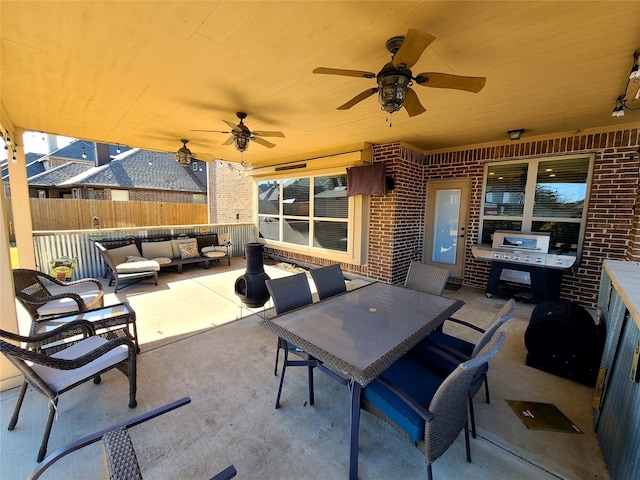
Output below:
[234,243,271,308]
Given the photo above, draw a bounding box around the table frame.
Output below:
[259,282,464,479]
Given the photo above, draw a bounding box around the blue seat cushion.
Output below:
[426,330,475,357]
[363,356,443,442]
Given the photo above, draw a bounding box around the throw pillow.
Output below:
[179,242,200,259]
[151,257,173,265]
[126,255,149,262]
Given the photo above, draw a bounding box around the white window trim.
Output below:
[478,153,594,260]
[254,167,368,265]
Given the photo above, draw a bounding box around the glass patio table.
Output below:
[259,281,464,479]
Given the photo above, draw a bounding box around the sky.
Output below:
[2,132,75,161]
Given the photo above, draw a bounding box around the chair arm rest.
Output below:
[29,397,192,480]
[374,376,434,422]
[58,277,104,292]
[444,317,485,333]
[210,465,237,480]
[16,290,88,310]
[14,335,136,371]
[1,319,96,345]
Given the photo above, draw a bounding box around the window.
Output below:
[257,172,359,259]
[193,193,206,204]
[37,190,46,199]
[192,162,199,171]
[71,188,82,199]
[479,155,593,256]
[111,189,129,201]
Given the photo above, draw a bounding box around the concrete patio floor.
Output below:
[2,257,610,479]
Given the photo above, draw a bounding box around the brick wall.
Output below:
[209,160,254,224]
[228,127,640,308]
[426,128,640,307]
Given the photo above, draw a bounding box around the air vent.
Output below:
[275,163,307,171]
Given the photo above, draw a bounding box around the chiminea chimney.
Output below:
[95,143,111,166]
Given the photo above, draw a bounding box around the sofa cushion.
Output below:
[203,251,226,258]
[201,246,228,254]
[179,242,200,259]
[107,244,142,266]
[116,260,160,274]
[171,238,197,258]
[141,241,174,260]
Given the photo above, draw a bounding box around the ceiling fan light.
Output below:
[378,74,409,113]
[175,139,194,166]
[234,134,250,152]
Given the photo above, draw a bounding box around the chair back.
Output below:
[13,269,53,318]
[424,331,506,464]
[470,298,516,357]
[310,264,347,300]
[403,261,451,296]
[265,273,313,315]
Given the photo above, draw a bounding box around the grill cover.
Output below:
[525,300,605,385]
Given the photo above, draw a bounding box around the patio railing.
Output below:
[32,223,258,280]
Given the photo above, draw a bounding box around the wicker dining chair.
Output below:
[403,261,451,296]
[265,273,316,408]
[28,397,237,480]
[13,268,104,320]
[310,264,347,300]
[408,298,516,437]
[361,332,506,480]
[1,321,137,462]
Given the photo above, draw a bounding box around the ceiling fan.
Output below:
[313,29,486,117]
[192,112,285,152]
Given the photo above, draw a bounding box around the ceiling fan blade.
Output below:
[313,67,376,79]
[337,88,379,110]
[223,119,239,130]
[191,129,230,134]
[252,130,285,138]
[252,136,277,148]
[403,88,426,117]
[392,30,436,69]
[414,72,487,93]
[222,136,235,146]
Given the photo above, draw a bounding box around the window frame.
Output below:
[478,154,594,260]
[255,167,368,264]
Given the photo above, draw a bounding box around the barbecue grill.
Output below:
[472,231,577,302]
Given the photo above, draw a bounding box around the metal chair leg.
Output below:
[8,381,28,430]
[464,422,471,463]
[484,375,490,403]
[38,397,58,462]
[275,346,289,409]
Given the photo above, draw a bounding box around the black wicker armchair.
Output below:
[28,397,237,480]
[13,268,104,320]
[1,320,137,462]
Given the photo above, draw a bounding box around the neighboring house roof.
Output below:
[1,152,45,181]
[28,161,94,186]
[50,139,130,160]
[58,149,206,193]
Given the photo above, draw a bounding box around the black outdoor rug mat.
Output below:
[506,400,583,434]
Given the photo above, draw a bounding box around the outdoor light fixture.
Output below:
[508,129,524,141]
[378,71,411,113]
[175,139,195,166]
[81,147,87,159]
[611,49,640,118]
[233,134,250,153]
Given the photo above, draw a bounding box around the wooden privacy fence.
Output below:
[25,199,208,230]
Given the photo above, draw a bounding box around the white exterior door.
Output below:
[423,179,470,278]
